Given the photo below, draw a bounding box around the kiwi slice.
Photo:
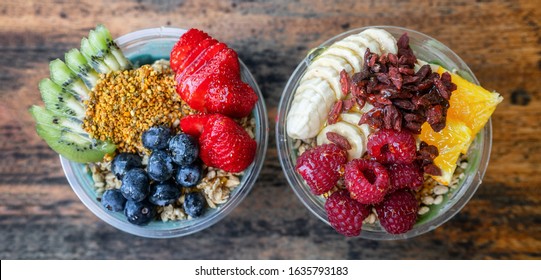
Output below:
[32,24,132,163]
[88,29,121,71]
[80,37,112,73]
[65,49,100,89]
[39,78,85,119]
[49,59,90,100]
[94,24,132,70]
[30,106,115,163]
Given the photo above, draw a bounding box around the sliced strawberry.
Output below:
[176,38,218,74]
[199,114,256,173]
[170,29,209,72]
[178,42,228,78]
[179,114,209,137]
[176,48,239,111]
[175,71,207,112]
[205,77,258,118]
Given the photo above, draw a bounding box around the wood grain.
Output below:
[0,0,540,259]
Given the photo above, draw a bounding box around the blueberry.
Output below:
[149,181,182,206]
[147,150,175,182]
[101,189,126,212]
[168,133,199,165]
[142,126,172,150]
[111,153,142,179]
[175,163,202,188]
[183,192,206,218]
[124,199,156,225]
[120,168,150,202]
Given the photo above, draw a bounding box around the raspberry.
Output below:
[375,189,419,234]
[387,163,424,192]
[325,190,371,237]
[344,159,390,204]
[367,129,417,164]
[295,144,348,195]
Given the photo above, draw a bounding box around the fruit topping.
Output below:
[179,114,209,137]
[344,159,390,204]
[341,33,457,134]
[148,181,182,206]
[30,106,116,163]
[182,114,256,173]
[147,150,175,182]
[387,163,424,191]
[296,144,348,195]
[436,67,503,141]
[325,190,371,237]
[168,133,199,166]
[111,152,143,180]
[124,199,156,226]
[170,28,210,73]
[175,164,203,188]
[183,192,206,218]
[375,189,419,234]
[101,189,127,212]
[287,28,398,140]
[142,126,172,150]
[367,128,416,164]
[419,118,472,185]
[171,29,258,118]
[120,168,150,202]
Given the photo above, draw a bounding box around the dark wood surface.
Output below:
[1,0,540,259]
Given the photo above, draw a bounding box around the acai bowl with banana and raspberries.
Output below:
[30,25,268,238]
[277,26,502,239]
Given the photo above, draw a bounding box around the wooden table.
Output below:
[1,0,539,259]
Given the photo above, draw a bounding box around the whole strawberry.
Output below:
[325,190,371,237]
[295,144,347,195]
[344,159,390,204]
[180,114,256,173]
[375,189,419,234]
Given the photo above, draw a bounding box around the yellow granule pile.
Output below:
[83,63,190,153]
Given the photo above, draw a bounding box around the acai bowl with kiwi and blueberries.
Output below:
[276,26,502,239]
[30,25,268,238]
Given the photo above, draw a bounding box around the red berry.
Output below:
[179,114,209,137]
[170,29,209,72]
[295,144,347,195]
[204,73,258,118]
[375,189,419,234]
[367,129,417,164]
[344,159,390,204]
[387,163,424,192]
[198,114,257,173]
[325,190,370,237]
[171,30,257,118]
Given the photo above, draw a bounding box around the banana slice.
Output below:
[324,46,363,73]
[340,112,373,146]
[316,121,366,160]
[360,28,398,54]
[343,34,382,55]
[287,78,334,139]
[301,65,342,100]
[287,28,398,140]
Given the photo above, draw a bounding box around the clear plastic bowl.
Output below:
[61,27,268,238]
[276,26,492,240]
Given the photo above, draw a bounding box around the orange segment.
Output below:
[419,119,472,185]
[419,66,502,185]
[437,67,503,136]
